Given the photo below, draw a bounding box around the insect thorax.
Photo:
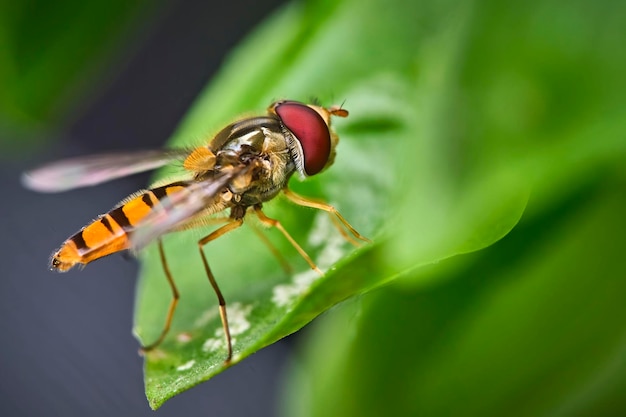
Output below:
[210,117,296,209]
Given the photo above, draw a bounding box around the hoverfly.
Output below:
[23,100,369,362]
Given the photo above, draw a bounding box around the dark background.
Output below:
[0,0,294,415]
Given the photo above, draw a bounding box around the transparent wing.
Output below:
[130,165,249,251]
[22,149,189,193]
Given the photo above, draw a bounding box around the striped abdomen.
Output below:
[51,182,188,272]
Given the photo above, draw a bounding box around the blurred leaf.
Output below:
[284,178,626,417]
[0,0,151,144]
[279,0,626,415]
[134,0,626,410]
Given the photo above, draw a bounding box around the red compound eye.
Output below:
[275,101,330,176]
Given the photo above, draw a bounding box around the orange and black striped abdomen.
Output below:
[51,182,188,272]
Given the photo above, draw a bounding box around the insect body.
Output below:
[23,100,368,362]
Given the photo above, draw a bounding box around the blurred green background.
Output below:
[2,0,625,415]
[0,1,149,148]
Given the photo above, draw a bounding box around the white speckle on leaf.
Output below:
[272,269,318,308]
[272,212,348,308]
[201,302,253,353]
[202,336,224,353]
[307,210,332,247]
[307,211,348,268]
[228,302,254,334]
[202,335,239,354]
[194,307,219,328]
[177,360,195,371]
[316,229,348,269]
[176,332,192,343]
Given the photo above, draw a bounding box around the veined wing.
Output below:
[22,149,189,193]
[130,165,249,251]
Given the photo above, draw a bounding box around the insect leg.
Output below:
[198,218,244,363]
[253,205,322,275]
[282,187,371,245]
[140,239,179,352]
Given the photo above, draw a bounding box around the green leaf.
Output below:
[133,0,531,409]
[134,0,626,409]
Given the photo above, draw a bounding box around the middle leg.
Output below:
[253,205,322,275]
